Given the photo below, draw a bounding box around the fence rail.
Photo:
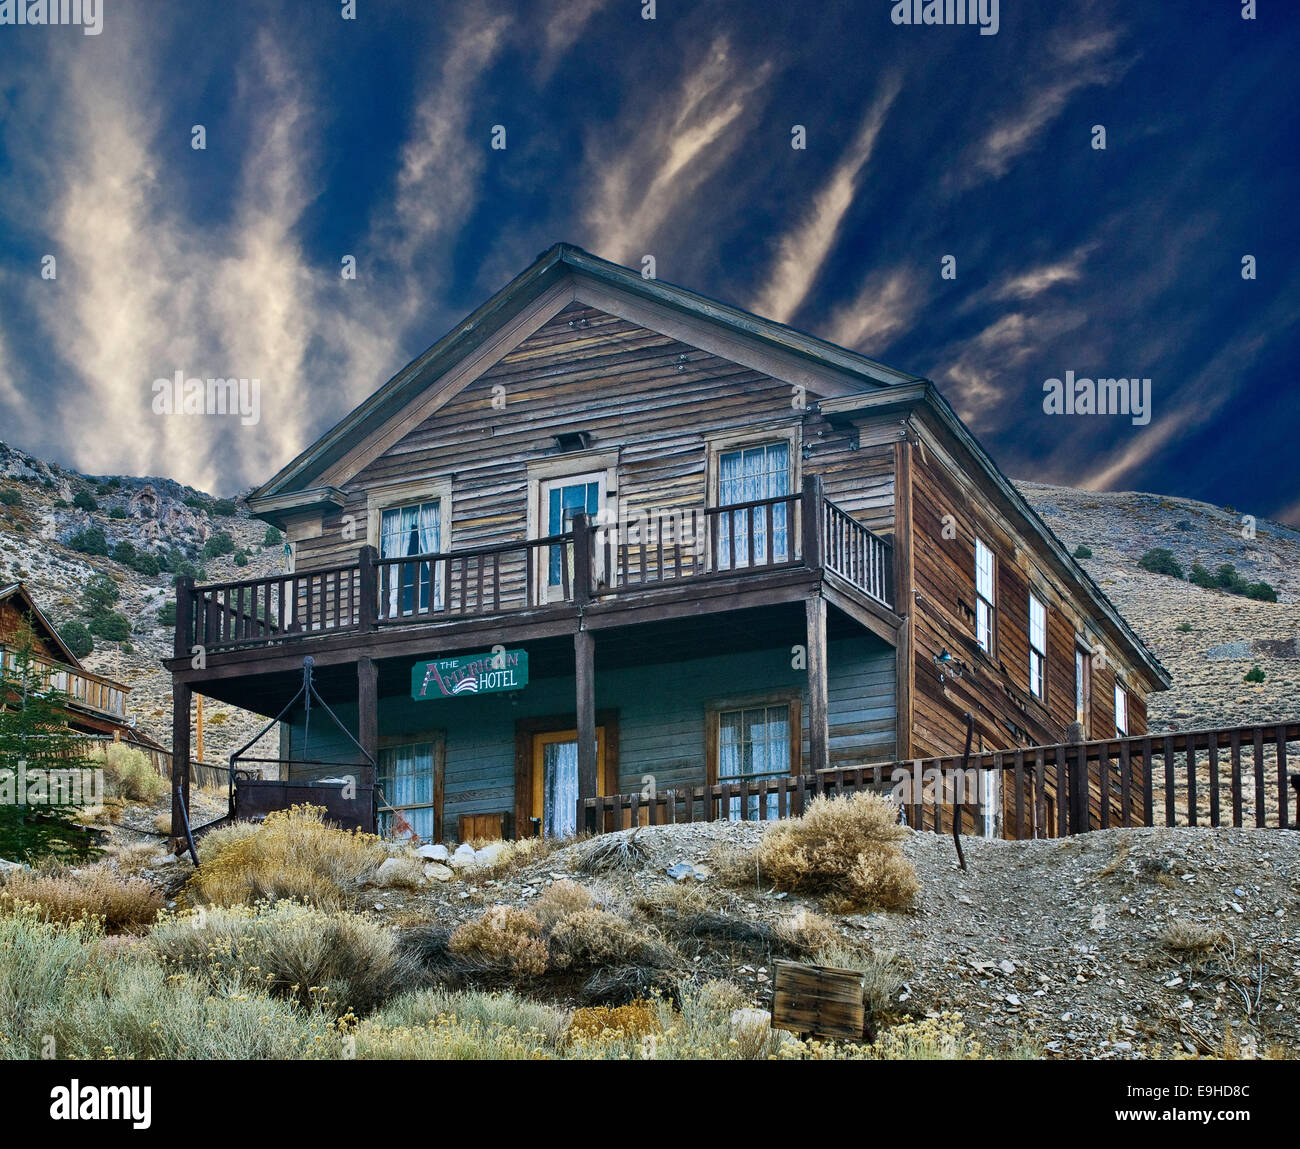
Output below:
[581,720,1300,840]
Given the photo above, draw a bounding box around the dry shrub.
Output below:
[103,842,160,875]
[92,742,168,804]
[152,813,172,835]
[197,819,262,857]
[473,836,562,879]
[450,905,549,980]
[533,879,595,927]
[185,805,388,910]
[370,854,426,889]
[814,942,908,1019]
[1162,919,1229,954]
[753,792,917,912]
[574,829,649,875]
[0,866,164,932]
[568,1001,661,1043]
[772,908,840,955]
[548,909,677,972]
[149,900,410,1014]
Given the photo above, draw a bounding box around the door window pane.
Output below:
[543,739,579,838]
[378,741,436,841]
[547,480,600,588]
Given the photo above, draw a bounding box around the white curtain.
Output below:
[380,501,440,615]
[418,501,441,610]
[718,444,789,567]
[379,743,434,840]
[543,741,579,838]
[719,705,789,820]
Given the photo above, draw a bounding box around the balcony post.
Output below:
[169,680,191,845]
[806,595,829,775]
[174,575,194,659]
[572,512,592,605]
[800,473,824,570]
[358,545,379,628]
[358,656,379,833]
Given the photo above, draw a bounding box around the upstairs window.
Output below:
[974,537,996,653]
[1114,682,1130,736]
[1028,594,1047,701]
[717,441,791,567]
[1075,643,1092,733]
[379,500,441,614]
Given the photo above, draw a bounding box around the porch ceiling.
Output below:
[189,599,888,716]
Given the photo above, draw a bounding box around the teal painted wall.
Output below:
[283,636,895,838]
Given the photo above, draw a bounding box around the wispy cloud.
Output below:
[584,36,774,265]
[751,75,900,324]
[954,26,1132,190]
[826,264,924,353]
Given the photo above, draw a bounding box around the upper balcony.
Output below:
[0,645,129,720]
[173,478,895,663]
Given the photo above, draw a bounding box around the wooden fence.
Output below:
[580,720,1300,840]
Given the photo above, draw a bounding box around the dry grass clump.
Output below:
[373,987,572,1047]
[574,829,649,875]
[751,792,918,912]
[866,1012,984,1060]
[471,835,564,879]
[185,805,388,910]
[102,841,161,875]
[772,908,840,955]
[1161,919,1229,954]
[814,941,909,1020]
[568,1001,661,1043]
[548,909,678,973]
[449,905,549,980]
[92,742,168,804]
[149,899,410,1015]
[0,865,164,932]
[532,879,595,927]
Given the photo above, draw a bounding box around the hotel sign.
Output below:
[411,650,529,700]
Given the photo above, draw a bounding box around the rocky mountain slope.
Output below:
[1,440,1296,775]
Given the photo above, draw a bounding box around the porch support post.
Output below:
[806,595,829,776]
[892,436,914,760]
[575,626,597,826]
[357,656,379,834]
[170,680,191,843]
[801,473,823,570]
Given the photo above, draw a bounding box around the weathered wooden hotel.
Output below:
[167,244,1189,845]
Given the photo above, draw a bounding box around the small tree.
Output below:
[82,573,120,617]
[57,620,93,659]
[88,613,131,641]
[263,525,282,547]
[1244,665,1266,684]
[1138,548,1183,579]
[1072,545,1092,559]
[0,622,99,861]
[68,526,109,556]
[72,489,98,512]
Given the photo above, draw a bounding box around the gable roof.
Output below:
[248,243,920,505]
[245,243,1168,691]
[0,582,83,668]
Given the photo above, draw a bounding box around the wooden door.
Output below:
[530,726,607,837]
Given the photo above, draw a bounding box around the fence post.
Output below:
[572,513,593,605]
[1065,721,1089,834]
[174,576,194,659]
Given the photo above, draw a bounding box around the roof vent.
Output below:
[552,431,593,452]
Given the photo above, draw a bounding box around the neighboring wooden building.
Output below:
[165,244,1169,841]
[1,582,158,748]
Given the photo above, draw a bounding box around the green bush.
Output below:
[1072,545,1092,559]
[263,525,282,546]
[81,573,120,616]
[111,540,136,565]
[58,620,93,659]
[202,532,236,559]
[0,487,20,506]
[158,600,177,627]
[211,497,239,516]
[129,550,160,577]
[1244,665,1265,683]
[1138,548,1183,579]
[233,550,249,567]
[52,498,69,508]
[68,526,108,555]
[108,506,126,519]
[88,612,131,641]
[1189,562,1216,589]
[1245,581,1277,602]
[72,489,98,512]
[1175,622,1193,633]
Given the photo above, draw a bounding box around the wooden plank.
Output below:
[1252,727,1266,827]
[1207,737,1220,827]
[1119,740,1132,827]
[806,595,829,774]
[771,961,866,1041]
[1186,735,1198,827]
[1163,735,1176,827]
[1276,725,1289,830]
[1230,729,1243,827]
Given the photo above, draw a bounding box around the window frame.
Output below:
[704,689,803,786]
[1028,592,1047,702]
[1114,681,1130,736]
[1074,642,1093,735]
[974,537,997,656]
[705,426,800,572]
[376,730,445,843]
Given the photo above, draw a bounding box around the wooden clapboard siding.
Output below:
[901,410,1150,760]
[282,637,894,839]
[292,302,891,572]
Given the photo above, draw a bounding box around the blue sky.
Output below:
[0,0,1297,523]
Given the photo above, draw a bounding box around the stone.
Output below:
[423,862,454,882]
[417,844,450,861]
[374,856,424,887]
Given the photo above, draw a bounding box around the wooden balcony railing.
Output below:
[0,645,128,718]
[178,478,895,652]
